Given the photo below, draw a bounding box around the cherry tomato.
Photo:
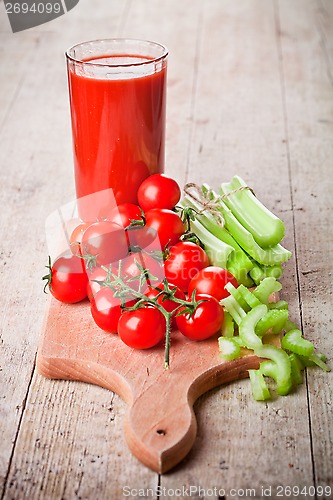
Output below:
[44,253,88,304]
[107,203,143,229]
[118,307,166,349]
[138,174,181,211]
[176,294,224,340]
[188,266,238,301]
[90,288,136,333]
[164,241,210,292]
[120,252,164,293]
[69,222,92,255]
[144,209,185,249]
[126,225,158,252]
[81,221,128,268]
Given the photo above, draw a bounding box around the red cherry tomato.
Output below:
[176,294,224,341]
[69,222,91,256]
[90,288,136,333]
[81,221,128,268]
[164,241,210,293]
[120,252,164,293]
[107,203,143,229]
[188,266,238,301]
[138,174,181,211]
[144,209,185,249]
[126,225,158,252]
[118,307,166,349]
[44,253,88,304]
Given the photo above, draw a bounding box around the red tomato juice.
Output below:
[67,54,167,221]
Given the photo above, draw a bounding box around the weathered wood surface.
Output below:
[0,0,332,499]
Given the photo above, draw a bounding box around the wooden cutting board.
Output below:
[37,296,270,474]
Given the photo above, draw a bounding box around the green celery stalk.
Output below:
[299,353,331,372]
[220,175,285,248]
[186,217,234,268]
[220,311,235,338]
[238,304,267,349]
[289,353,305,385]
[224,282,251,312]
[268,300,289,310]
[255,309,289,336]
[256,345,292,396]
[218,337,241,361]
[180,196,254,285]
[220,295,247,325]
[250,261,283,285]
[264,264,283,280]
[248,369,271,401]
[281,329,314,357]
[202,185,292,266]
[237,284,261,309]
[253,277,282,305]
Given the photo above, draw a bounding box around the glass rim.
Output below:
[65,38,168,68]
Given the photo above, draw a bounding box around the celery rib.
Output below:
[180,196,254,285]
[203,185,291,266]
[188,217,235,268]
[220,175,285,248]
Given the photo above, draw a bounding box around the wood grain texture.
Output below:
[0,0,332,498]
[36,298,265,474]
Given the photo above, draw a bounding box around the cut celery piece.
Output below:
[284,319,300,332]
[256,345,292,396]
[188,217,234,268]
[239,304,267,349]
[221,295,247,325]
[265,265,283,280]
[248,369,271,401]
[220,175,285,248]
[268,300,289,310]
[232,336,247,348]
[253,277,282,305]
[281,329,314,357]
[250,261,283,285]
[256,309,288,336]
[225,282,250,312]
[202,185,291,266]
[289,353,304,385]
[218,337,241,361]
[249,262,266,285]
[298,352,327,368]
[238,284,261,309]
[307,353,330,372]
[221,311,235,338]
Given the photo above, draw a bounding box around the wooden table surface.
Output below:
[1,0,332,499]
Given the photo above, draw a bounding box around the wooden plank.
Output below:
[0,33,40,130]
[278,0,333,492]
[1,0,332,497]
[0,1,149,498]
[0,0,200,497]
[160,0,317,494]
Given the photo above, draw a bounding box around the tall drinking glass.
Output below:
[66,39,168,221]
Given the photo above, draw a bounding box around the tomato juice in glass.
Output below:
[66,39,168,221]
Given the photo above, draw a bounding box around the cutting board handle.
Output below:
[122,356,260,473]
[124,382,197,474]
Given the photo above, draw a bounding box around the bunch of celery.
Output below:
[218,277,330,400]
[179,175,292,286]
